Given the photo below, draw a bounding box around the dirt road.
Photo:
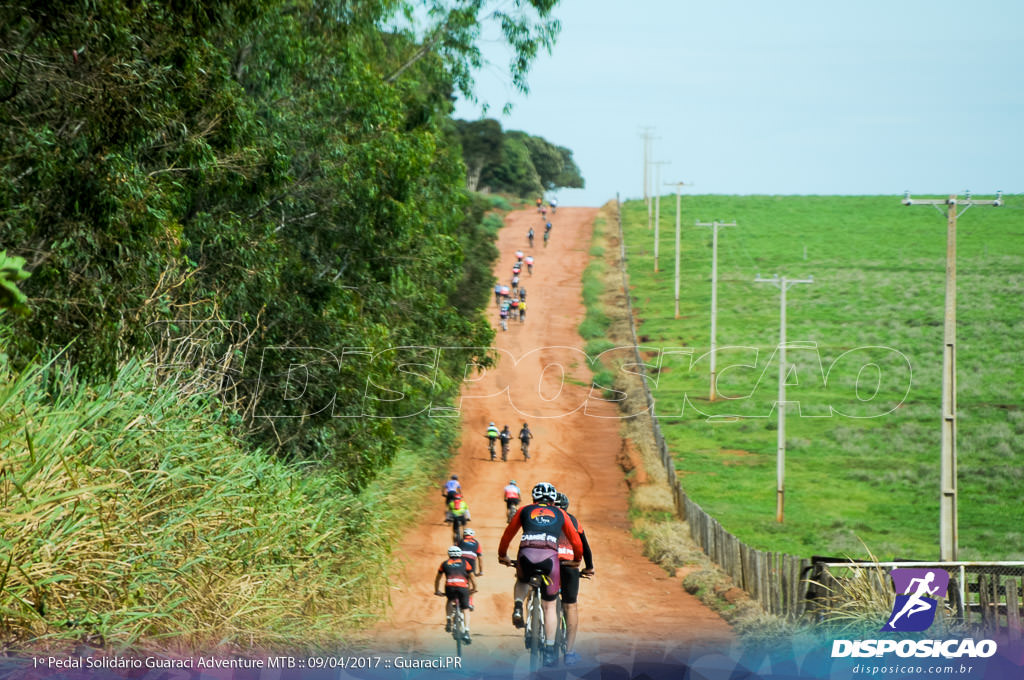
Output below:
[370,207,734,672]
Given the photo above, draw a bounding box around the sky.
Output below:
[453,0,1023,207]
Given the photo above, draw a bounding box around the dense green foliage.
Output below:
[616,195,1024,560]
[454,118,584,195]
[0,0,564,491]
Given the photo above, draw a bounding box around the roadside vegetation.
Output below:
[0,0,581,652]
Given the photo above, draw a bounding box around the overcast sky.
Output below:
[453,0,1023,206]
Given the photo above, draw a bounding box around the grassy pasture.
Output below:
[617,195,1024,560]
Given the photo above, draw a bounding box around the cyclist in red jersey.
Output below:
[503,479,522,520]
[498,482,582,668]
[434,546,477,642]
[555,492,594,666]
[459,528,483,577]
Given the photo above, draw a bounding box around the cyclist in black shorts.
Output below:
[434,546,477,642]
[555,492,594,666]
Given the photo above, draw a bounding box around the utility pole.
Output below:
[902,190,1003,561]
[651,161,669,271]
[638,128,655,206]
[665,181,690,317]
[696,220,736,400]
[754,273,814,523]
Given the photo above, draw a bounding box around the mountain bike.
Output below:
[543,230,550,247]
[520,439,530,460]
[487,435,497,460]
[436,592,471,657]
[506,499,520,523]
[508,561,567,670]
[500,438,510,461]
[451,515,466,544]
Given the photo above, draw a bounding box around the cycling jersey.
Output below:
[444,479,461,495]
[438,557,471,589]
[557,513,593,568]
[504,484,521,501]
[515,250,524,260]
[519,427,532,441]
[524,256,534,265]
[459,536,482,566]
[449,497,469,518]
[499,430,511,443]
[498,504,582,558]
[486,425,500,439]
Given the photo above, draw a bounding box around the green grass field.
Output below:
[617,195,1024,561]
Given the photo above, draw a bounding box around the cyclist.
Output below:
[448,493,470,542]
[518,422,533,460]
[494,282,502,306]
[519,286,527,301]
[499,424,512,461]
[549,198,557,214]
[555,492,594,666]
[443,474,462,504]
[528,227,535,247]
[524,255,534,275]
[503,479,521,522]
[519,300,527,323]
[543,229,550,247]
[515,249,524,262]
[511,274,520,290]
[535,197,543,212]
[486,421,500,459]
[545,220,553,233]
[434,546,477,642]
[499,302,509,332]
[498,482,582,668]
[459,528,483,577]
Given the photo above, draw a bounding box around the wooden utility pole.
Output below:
[696,220,736,400]
[902,190,1002,560]
[754,274,814,523]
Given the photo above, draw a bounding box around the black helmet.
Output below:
[555,492,569,510]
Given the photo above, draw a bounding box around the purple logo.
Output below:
[882,568,950,632]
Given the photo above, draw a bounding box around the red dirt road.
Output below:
[370,207,734,670]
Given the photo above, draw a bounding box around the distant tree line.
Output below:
[454,118,584,196]
[0,0,566,490]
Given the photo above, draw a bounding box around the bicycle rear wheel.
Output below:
[453,609,463,657]
[528,590,543,670]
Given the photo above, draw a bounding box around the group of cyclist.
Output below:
[436,474,484,644]
[498,200,558,331]
[485,421,533,461]
[498,480,594,667]
[436,477,594,667]
[497,253,530,331]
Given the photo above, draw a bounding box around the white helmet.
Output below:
[448,546,463,558]
[532,481,557,504]
[463,528,475,537]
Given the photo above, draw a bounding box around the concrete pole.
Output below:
[697,220,736,401]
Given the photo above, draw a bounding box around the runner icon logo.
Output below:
[881,568,950,632]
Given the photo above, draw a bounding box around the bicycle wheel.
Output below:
[528,589,543,670]
[453,608,463,657]
[554,598,567,658]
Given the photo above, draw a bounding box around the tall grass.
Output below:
[0,352,429,653]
